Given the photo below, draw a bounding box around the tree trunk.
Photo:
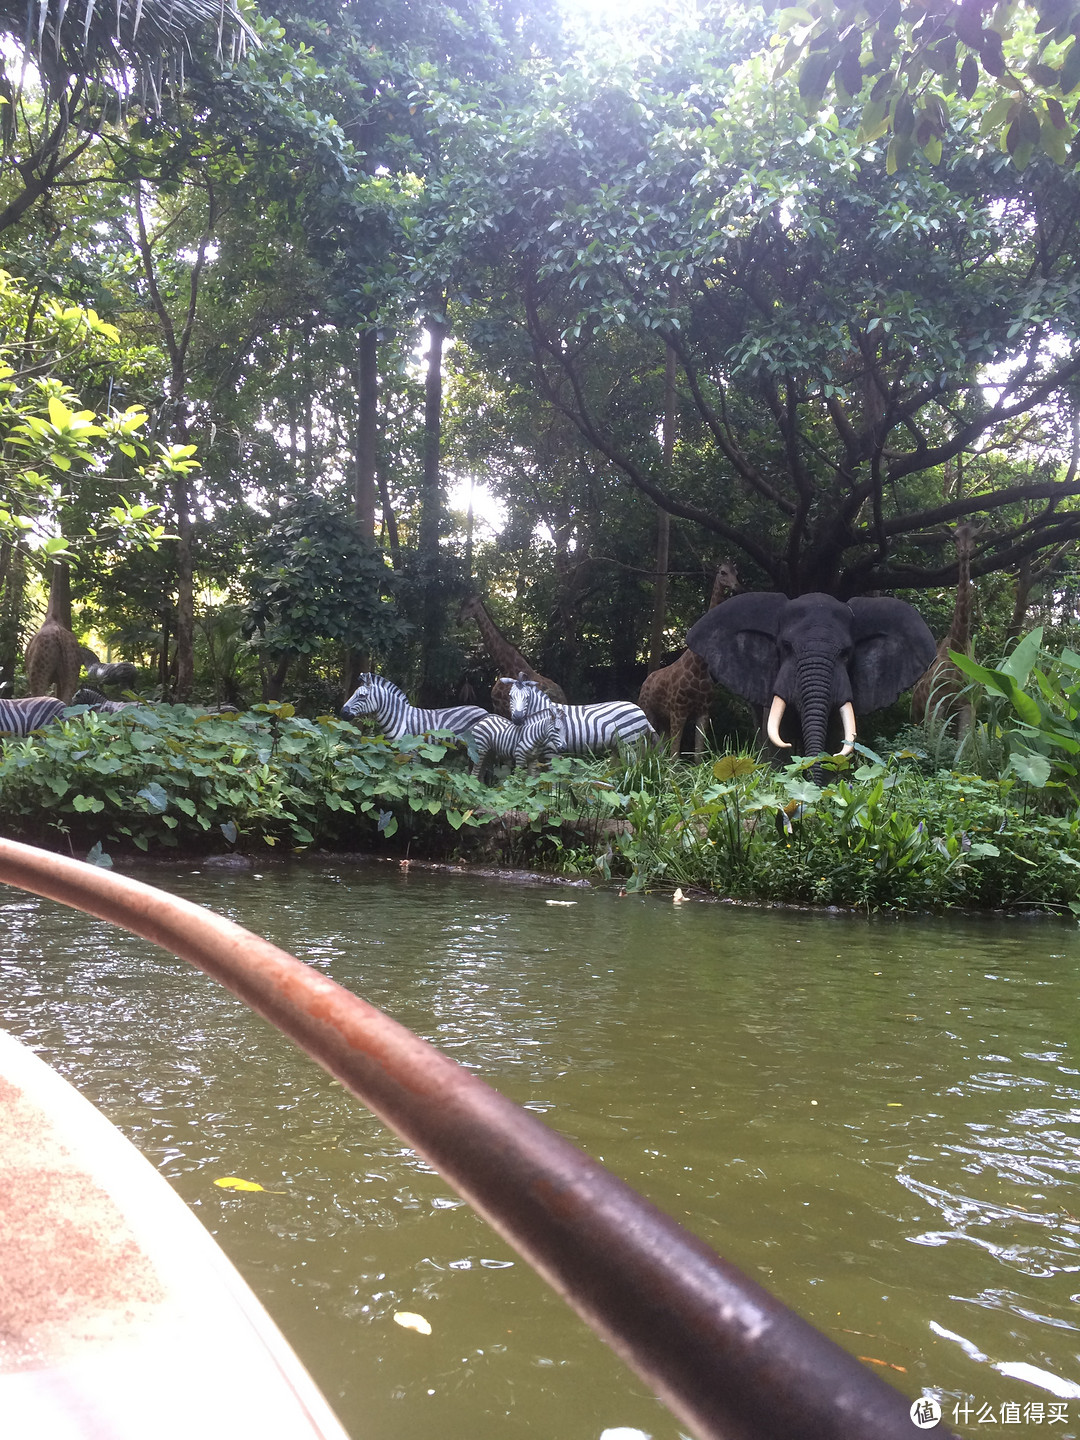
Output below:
[377,462,402,570]
[174,476,195,699]
[464,476,474,582]
[304,340,314,489]
[286,337,298,473]
[354,325,378,540]
[417,307,448,704]
[134,178,216,702]
[1005,555,1034,643]
[342,325,380,695]
[264,654,291,702]
[159,608,171,697]
[647,342,677,671]
[0,542,26,685]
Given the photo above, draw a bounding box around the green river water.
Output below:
[1,860,1079,1439]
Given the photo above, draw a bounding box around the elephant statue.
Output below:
[686,592,936,758]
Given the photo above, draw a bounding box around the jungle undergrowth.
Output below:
[1,704,1078,913]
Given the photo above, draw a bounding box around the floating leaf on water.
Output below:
[858,1355,907,1373]
[394,1311,432,1335]
[215,1176,265,1192]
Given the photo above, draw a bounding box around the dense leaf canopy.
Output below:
[0,0,1078,713]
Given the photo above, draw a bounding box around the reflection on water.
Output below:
[2,861,1080,1439]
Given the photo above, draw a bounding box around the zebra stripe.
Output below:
[71,688,138,714]
[341,674,489,741]
[0,697,68,735]
[470,710,559,782]
[507,678,657,756]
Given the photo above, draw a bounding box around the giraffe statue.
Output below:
[24,562,80,703]
[458,594,568,717]
[910,524,978,735]
[637,562,741,756]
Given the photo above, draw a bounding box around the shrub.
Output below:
[2,707,1077,913]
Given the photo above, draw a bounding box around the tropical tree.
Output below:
[775,0,1080,171]
[0,265,197,678]
[0,0,253,233]
[442,24,1080,601]
[241,492,408,700]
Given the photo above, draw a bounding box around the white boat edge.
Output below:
[0,1024,354,1440]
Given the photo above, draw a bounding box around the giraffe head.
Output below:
[952,523,979,557]
[458,594,484,624]
[717,561,740,593]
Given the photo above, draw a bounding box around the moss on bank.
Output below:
[1,703,1078,915]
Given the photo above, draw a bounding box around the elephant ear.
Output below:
[848,597,937,712]
[686,591,788,706]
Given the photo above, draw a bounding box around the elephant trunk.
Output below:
[795,653,835,758]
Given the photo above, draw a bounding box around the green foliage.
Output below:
[0,703,477,852]
[195,604,262,708]
[440,25,1080,598]
[5,0,1080,735]
[7,708,1077,913]
[0,0,252,96]
[953,628,1080,783]
[0,700,637,859]
[775,0,1080,169]
[241,493,408,662]
[0,270,174,557]
[581,746,1080,912]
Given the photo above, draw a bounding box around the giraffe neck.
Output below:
[471,601,529,673]
[949,539,973,650]
[44,563,71,629]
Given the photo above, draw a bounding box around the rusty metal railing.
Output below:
[0,837,947,1439]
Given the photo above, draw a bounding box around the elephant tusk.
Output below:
[766,695,791,749]
[835,701,857,757]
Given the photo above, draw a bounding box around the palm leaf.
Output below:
[0,0,254,93]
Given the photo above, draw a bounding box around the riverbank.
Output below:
[1,702,1078,914]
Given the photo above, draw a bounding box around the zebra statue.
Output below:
[0,697,68,735]
[71,687,135,713]
[341,674,489,741]
[470,709,559,783]
[506,676,658,756]
[85,660,139,690]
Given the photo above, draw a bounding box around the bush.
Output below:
[0,702,623,860]
[557,745,1080,913]
[2,707,1077,913]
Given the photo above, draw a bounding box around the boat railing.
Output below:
[0,837,947,1440]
